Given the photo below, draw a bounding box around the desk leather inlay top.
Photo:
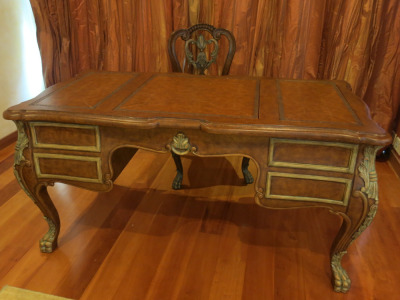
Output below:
[277,80,361,125]
[115,74,259,119]
[33,72,137,109]
[11,72,387,141]
[3,71,391,293]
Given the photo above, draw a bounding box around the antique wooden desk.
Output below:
[3,72,390,293]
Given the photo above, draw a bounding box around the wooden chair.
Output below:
[168,23,253,189]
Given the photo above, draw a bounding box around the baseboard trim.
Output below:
[0,131,17,150]
[389,150,400,178]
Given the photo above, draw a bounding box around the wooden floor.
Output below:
[0,141,399,300]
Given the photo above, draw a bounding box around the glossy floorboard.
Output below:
[0,143,399,299]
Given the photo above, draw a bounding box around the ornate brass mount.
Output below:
[358,146,379,200]
[185,34,219,75]
[14,121,29,165]
[167,132,197,156]
[350,145,381,242]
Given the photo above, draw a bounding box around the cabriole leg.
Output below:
[329,211,354,293]
[241,157,254,184]
[14,165,60,253]
[171,151,183,190]
[13,121,60,253]
[330,191,377,293]
[35,184,60,252]
[330,145,380,293]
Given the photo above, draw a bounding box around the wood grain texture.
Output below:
[0,140,399,299]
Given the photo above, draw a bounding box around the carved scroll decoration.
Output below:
[358,146,379,201]
[353,206,378,241]
[14,121,29,165]
[185,34,219,74]
[13,121,35,202]
[351,145,380,242]
[103,173,113,191]
[351,191,378,242]
[254,187,264,206]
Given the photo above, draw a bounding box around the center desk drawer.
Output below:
[269,138,358,174]
[30,122,100,152]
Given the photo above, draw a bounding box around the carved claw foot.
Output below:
[331,251,351,293]
[39,217,58,253]
[172,170,183,190]
[242,168,254,184]
[40,236,57,253]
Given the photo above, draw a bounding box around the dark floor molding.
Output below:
[0,131,17,150]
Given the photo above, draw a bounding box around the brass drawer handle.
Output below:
[168,132,197,155]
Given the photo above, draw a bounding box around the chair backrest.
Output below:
[168,24,236,76]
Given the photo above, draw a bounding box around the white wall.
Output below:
[0,0,44,139]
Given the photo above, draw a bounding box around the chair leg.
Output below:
[171,152,183,190]
[241,157,254,184]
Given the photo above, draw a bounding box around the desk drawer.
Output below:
[269,138,358,173]
[33,153,103,183]
[30,122,100,152]
[266,172,352,206]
